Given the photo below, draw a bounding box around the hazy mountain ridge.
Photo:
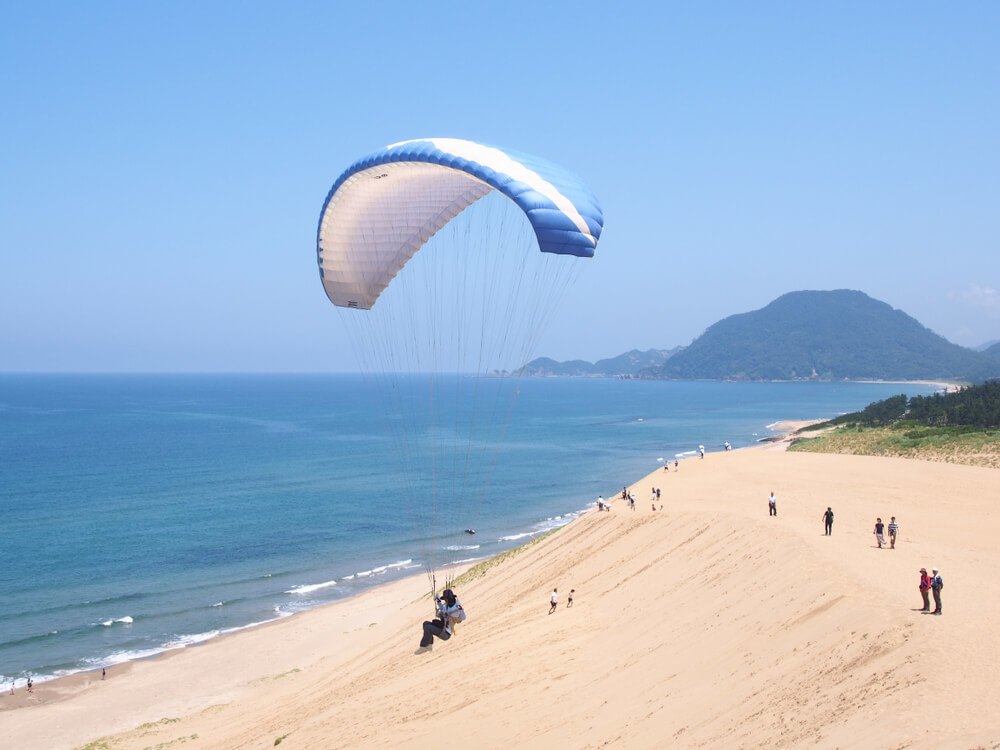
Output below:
[522,348,683,377]
[525,290,1000,381]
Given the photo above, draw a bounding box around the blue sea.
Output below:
[0,374,937,686]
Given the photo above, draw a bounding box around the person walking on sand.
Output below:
[888,517,899,549]
[823,507,834,536]
[919,567,931,611]
[549,588,558,614]
[874,518,885,548]
[567,589,575,608]
[102,667,106,680]
[27,678,33,693]
[768,492,777,517]
[931,568,944,615]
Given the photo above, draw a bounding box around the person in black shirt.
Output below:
[874,518,885,548]
[823,507,834,536]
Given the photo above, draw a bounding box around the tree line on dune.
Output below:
[826,380,1000,429]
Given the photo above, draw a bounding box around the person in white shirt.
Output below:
[549,587,558,614]
[768,492,777,517]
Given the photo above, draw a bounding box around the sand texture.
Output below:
[3,447,999,749]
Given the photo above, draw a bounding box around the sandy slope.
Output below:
[3,447,999,750]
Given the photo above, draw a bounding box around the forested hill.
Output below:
[522,348,682,377]
[646,290,998,381]
[826,380,1000,428]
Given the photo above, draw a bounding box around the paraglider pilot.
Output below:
[418,588,466,652]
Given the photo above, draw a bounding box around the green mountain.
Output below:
[647,290,999,381]
[523,348,682,377]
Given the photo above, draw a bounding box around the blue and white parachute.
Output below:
[316,138,604,309]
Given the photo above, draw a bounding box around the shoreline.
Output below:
[1,421,813,701]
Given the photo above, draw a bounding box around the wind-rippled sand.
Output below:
[3,446,998,749]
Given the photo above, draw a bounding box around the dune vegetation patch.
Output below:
[789,424,1000,468]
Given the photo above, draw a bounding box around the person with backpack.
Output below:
[931,568,944,615]
[823,507,834,536]
[416,588,466,653]
[918,568,931,611]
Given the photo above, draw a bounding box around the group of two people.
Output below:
[873,516,899,548]
[918,567,944,615]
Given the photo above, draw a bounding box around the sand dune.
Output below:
[3,447,999,749]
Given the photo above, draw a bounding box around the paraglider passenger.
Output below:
[417,588,465,652]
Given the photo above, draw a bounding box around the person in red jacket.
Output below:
[918,568,931,611]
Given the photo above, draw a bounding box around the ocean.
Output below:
[0,374,937,686]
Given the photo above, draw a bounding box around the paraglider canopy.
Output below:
[316,138,605,310]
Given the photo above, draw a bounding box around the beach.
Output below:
[3,441,999,749]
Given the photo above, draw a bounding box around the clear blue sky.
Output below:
[2,2,998,372]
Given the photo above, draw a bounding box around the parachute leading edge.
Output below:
[316,138,605,310]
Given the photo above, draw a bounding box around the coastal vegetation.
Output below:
[790,380,1000,467]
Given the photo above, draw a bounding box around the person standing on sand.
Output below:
[874,518,885,548]
[768,492,777,517]
[931,568,943,615]
[549,588,558,614]
[27,678,33,693]
[567,589,575,608]
[823,507,834,535]
[674,460,679,471]
[919,568,931,611]
[102,667,106,680]
[888,517,899,549]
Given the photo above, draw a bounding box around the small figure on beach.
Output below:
[27,678,33,693]
[674,460,679,471]
[931,568,943,615]
[823,507,834,536]
[874,518,885,548]
[699,445,705,459]
[622,486,628,499]
[629,493,636,511]
[724,441,731,451]
[549,587,558,614]
[919,567,931,611]
[888,517,898,548]
[597,495,605,512]
[416,588,465,653]
[9,682,13,695]
[102,667,106,680]
[768,492,777,517]
[567,589,574,608]
[655,487,661,500]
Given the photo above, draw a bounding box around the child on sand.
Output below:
[888,517,898,548]
[567,589,574,608]
[768,492,777,517]
[549,588,558,614]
